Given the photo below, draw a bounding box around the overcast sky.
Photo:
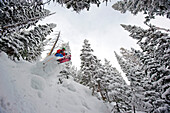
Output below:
[39,1,170,81]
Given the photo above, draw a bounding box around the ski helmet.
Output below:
[62,47,66,50]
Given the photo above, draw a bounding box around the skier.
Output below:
[43,47,71,65]
[55,48,67,57]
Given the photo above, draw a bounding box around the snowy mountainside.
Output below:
[0,52,110,113]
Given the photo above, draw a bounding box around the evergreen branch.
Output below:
[145,23,170,32]
[0,12,56,34]
[43,0,51,5]
[154,26,170,32]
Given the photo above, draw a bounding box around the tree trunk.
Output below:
[105,89,110,102]
[133,105,136,113]
[97,81,106,100]
[92,86,95,95]
[116,102,120,112]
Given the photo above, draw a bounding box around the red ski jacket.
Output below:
[56,49,66,56]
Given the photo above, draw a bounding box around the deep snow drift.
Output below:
[0,52,110,113]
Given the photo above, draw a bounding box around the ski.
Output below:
[57,55,71,63]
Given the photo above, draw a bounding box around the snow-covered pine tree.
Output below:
[0,23,56,61]
[80,39,97,87]
[70,66,78,81]
[95,58,115,102]
[114,50,151,112]
[109,68,131,113]
[59,42,72,80]
[121,24,170,112]
[75,70,83,83]
[119,48,145,87]
[21,23,56,61]
[120,48,152,112]
[59,62,71,79]
[91,58,106,100]
[105,55,131,112]
[60,42,71,56]
[120,48,142,67]
[51,0,109,12]
[114,51,131,81]
[112,0,170,23]
[0,0,51,37]
[0,32,24,60]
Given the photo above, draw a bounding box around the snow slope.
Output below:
[0,52,110,113]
